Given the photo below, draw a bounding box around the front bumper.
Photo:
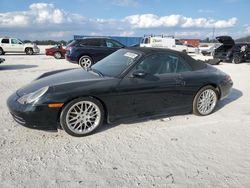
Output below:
[45,51,53,56]
[33,47,40,54]
[7,92,60,130]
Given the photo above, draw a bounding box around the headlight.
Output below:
[17,86,49,104]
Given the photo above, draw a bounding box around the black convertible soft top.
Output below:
[127,47,207,71]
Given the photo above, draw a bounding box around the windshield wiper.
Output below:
[87,67,104,77]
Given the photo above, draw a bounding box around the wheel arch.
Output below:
[78,53,94,62]
[24,47,33,53]
[57,95,108,125]
[195,83,221,100]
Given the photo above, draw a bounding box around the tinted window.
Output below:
[1,39,9,44]
[92,49,141,77]
[136,53,191,75]
[80,39,103,47]
[105,39,123,48]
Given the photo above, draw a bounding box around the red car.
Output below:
[45,45,66,59]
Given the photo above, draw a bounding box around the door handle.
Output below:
[176,77,186,86]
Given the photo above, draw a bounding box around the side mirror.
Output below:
[132,70,147,78]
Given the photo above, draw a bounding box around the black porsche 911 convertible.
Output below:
[7,47,233,136]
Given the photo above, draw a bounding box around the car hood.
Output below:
[16,68,105,96]
[216,36,235,45]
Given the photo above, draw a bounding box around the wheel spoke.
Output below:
[197,89,217,115]
[66,101,101,134]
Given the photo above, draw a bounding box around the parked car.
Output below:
[200,43,221,56]
[227,43,250,64]
[45,44,66,59]
[0,37,40,55]
[185,44,198,53]
[7,47,233,137]
[213,36,250,63]
[66,37,125,68]
[0,58,5,64]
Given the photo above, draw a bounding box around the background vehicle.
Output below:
[7,47,233,137]
[185,44,198,53]
[66,37,125,68]
[200,43,221,56]
[213,36,250,63]
[231,43,250,64]
[0,37,40,55]
[140,36,198,53]
[0,58,5,64]
[45,44,66,59]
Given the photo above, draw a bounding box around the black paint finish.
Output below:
[7,47,233,130]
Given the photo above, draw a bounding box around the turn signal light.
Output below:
[48,103,64,108]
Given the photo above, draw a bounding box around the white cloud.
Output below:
[198,9,214,13]
[125,14,237,29]
[0,3,243,39]
[119,31,135,36]
[0,3,85,28]
[244,26,250,34]
[174,31,202,37]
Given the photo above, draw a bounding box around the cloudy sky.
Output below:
[0,0,249,40]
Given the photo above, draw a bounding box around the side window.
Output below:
[1,39,9,44]
[80,39,101,47]
[88,39,101,47]
[144,38,149,44]
[11,39,19,44]
[106,39,123,48]
[136,53,191,75]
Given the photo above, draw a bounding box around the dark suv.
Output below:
[66,37,125,68]
[213,36,250,64]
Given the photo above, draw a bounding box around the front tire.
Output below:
[79,55,93,69]
[54,52,62,59]
[60,97,104,137]
[25,48,34,55]
[193,86,218,116]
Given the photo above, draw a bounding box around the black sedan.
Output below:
[7,48,233,136]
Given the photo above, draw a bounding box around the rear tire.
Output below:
[0,48,5,55]
[79,55,93,69]
[25,48,34,55]
[60,97,104,137]
[54,52,62,59]
[193,85,218,116]
[232,54,242,64]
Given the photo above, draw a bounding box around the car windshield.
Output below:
[91,49,141,77]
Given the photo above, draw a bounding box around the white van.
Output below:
[140,36,198,53]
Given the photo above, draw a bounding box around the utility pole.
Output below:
[212,27,215,42]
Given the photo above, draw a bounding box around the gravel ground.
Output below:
[0,53,250,188]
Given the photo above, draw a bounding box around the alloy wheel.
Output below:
[197,89,217,115]
[79,56,92,69]
[65,101,101,134]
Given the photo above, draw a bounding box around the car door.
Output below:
[115,52,190,118]
[10,38,23,52]
[1,38,12,52]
